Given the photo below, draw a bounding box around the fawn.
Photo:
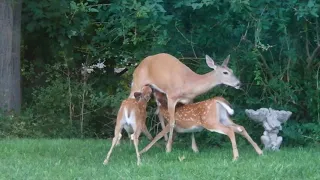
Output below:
[103,86,153,166]
[139,90,263,160]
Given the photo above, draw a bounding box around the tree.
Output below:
[0,0,22,113]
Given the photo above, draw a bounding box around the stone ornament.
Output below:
[245,108,292,151]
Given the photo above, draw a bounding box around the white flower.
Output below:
[86,68,94,73]
[95,62,106,69]
[114,67,126,73]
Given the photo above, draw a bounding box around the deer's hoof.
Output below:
[232,156,239,162]
[137,161,141,166]
[166,145,172,153]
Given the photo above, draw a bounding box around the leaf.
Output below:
[26,23,36,32]
[191,3,203,10]
[156,4,166,13]
[310,9,319,17]
[178,155,185,162]
[70,1,78,11]
[307,0,315,8]
[88,8,99,13]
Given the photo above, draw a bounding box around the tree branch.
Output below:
[316,18,319,46]
[258,52,274,79]
[306,18,320,69]
[305,25,311,59]
[175,21,197,58]
[307,45,320,69]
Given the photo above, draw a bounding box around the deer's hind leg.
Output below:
[230,123,263,155]
[204,123,239,160]
[103,122,124,165]
[133,126,143,166]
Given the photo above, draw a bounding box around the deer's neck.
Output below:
[138,102,148,110]
[187,71,220,97]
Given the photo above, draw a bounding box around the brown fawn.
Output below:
[139,90,263,160]
[103,86,153,166]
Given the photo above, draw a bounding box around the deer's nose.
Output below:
[235,82,241,89]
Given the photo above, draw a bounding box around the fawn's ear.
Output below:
[145,94,151,102]
[134,92,142,101]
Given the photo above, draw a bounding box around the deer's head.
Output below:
[205,55,241,89]
[152,90,167,107]
[134,86,152,102]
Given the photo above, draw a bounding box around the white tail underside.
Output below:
[216,100,234,115]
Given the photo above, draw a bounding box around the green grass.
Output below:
[0,138,319,180]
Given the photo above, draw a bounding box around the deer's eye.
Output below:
[223,71,229,75]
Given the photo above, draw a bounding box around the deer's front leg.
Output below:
[166,98,177,153]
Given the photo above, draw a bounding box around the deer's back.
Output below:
[119,99,148,120]
[131,53,194,95]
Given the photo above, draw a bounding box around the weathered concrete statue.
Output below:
[245,108,292,151]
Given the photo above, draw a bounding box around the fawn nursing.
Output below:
[103,86,153,166]
[139,90,263,160]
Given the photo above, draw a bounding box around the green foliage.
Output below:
[4,0,319,145]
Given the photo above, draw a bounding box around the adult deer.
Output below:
[103,86,153,166]
[139,90,263,160]
[129,53,241,152]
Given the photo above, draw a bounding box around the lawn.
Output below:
[0,138,319,180]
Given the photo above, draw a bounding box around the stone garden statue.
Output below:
[245,108,292,151]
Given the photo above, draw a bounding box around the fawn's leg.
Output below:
[142,125,153,141]
[141,125,163,148]
[103,123,123,165]
[140,125,171,154]
[116,133,122,146]
[231,124,263,155]
[158,113,168,141]
[191,133,199,153]
[205,123,239,160]
[133,128,142,166]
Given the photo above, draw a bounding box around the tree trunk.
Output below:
[0,0,22,113]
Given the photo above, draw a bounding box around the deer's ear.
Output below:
[134,92,142,101]
[222,54,230,66]
[205,55,217,69]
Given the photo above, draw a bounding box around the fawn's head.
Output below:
[152,90,167,107]
[205,55,241,89]
[134,85,152,102]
